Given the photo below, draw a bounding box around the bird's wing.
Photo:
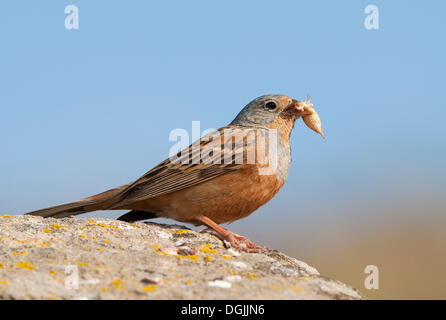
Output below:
[108,126,267,208]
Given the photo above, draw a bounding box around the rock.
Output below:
[0,215,363,300]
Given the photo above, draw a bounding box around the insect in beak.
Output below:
[284,99,313,117]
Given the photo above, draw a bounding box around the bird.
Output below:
[25,94,322,252]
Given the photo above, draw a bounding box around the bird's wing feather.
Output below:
[109,126,265,208]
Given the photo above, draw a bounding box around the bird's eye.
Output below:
[265,101,277,111]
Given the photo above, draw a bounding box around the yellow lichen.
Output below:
[172,229,191,235]
[97,223,118,229]
[103,240,110,243]
[199,244,218,254]
[222,255,234,260]
[101,287,109,292]
[247,274,259,280]
[50,270,57,275]
[12,251,27,256]
[39,241,51,248]
[185,280,193,285]
[76,262,89,267]
[50,224,66,229]
[141,285,157,292]
[186,255,199,261]
[204,256,213,262]
[154,245,199,261]
[16,261,35,270]
[111,279,124,290]
[94,265,107,271]
[43,228,53,233]
[153,245,172,257]
[291,286,304,293]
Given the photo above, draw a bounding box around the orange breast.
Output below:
[125,166,284,225]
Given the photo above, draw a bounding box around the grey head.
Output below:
[230,94,302,128]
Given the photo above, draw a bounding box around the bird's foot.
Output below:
[201,228,274,253]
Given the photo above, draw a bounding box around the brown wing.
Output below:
[108,125,267,209]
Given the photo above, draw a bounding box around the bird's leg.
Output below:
[198,216,272,253]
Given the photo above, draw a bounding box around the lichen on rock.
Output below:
[0,215,362,300]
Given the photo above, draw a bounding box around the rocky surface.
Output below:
[0,215,362,300]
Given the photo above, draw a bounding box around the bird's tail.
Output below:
[25,184,129,218]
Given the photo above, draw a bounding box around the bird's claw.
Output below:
[202,228,274,253]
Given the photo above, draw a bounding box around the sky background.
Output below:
[1,1,445,299]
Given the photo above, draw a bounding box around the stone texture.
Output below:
[0,215,362,300]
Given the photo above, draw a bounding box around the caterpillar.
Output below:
[301,95,324,139]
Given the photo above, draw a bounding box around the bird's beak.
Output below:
[284,99,313,117]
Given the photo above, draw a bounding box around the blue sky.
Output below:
[1,1,445,237]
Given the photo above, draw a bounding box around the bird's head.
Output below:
[231,94,311,130]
